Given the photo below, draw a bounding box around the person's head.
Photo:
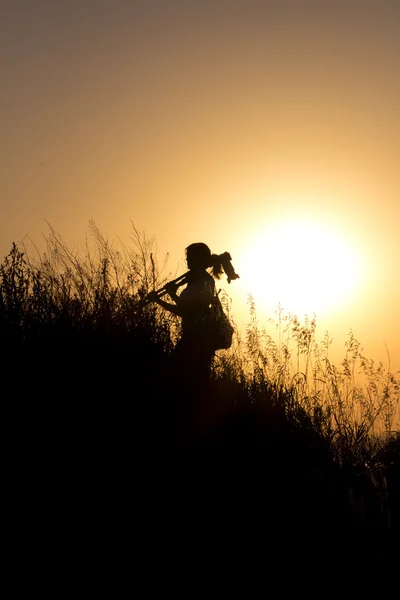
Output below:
[185,243,212,270]
[185,243,225,280]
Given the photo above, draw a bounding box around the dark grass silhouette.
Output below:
[1,222,399,587]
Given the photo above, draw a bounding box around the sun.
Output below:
[238,218,364,318]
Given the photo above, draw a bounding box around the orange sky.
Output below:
[1,1,399,369]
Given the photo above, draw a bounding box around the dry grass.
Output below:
[1,222,399,575]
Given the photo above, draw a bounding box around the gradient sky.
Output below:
[1,0,399,369]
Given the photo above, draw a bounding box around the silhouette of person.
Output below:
[148,242,229,382]
[148,243,239,441]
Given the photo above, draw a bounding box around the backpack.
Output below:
[200,292,234,351]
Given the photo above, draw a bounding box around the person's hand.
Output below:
[165,281,179,296]
[146,290,160,303]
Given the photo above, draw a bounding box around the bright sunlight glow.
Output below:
[239,218,364,318]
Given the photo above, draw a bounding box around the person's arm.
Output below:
[164,281,181,305]
[146,281,186,317]
[153,296,184,317]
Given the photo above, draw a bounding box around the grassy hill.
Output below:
[1,223,398,585]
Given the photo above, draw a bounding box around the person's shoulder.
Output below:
[203,271,214,284]
[205,271,215,291]
[192,270,215,291]
[205,271,214,282]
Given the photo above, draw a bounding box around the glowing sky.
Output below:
[1,1,399,367]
